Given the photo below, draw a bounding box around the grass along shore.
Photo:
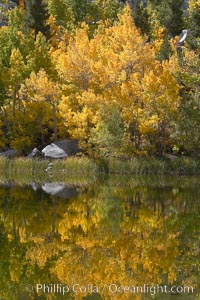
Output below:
[0,156,200,183]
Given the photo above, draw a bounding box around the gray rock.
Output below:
[54,139,78,155]
[0,149,17,158]
[42,183,78,199]
[28,148,43,158]
[42,183,66,195]
[177,29,188,51]
[42,143,68,159]
[41,139,78,159]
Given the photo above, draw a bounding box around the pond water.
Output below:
[0,176,199,300]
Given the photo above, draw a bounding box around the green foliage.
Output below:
[148,0,184,36]
[26,33,54,75]
[147,0,184,60]
[0,8,26,68]
[169,0,185,36]
[187,0,200,49]
[95,0,124,21]
[132,0,150,35]
[47,0,75,29]
[172,46,200,156]
[179,91,200,155]
[47,0,123,31]
[29,0,50,38]
[89,105,124,158]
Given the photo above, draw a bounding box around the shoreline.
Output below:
[0,156,200,180]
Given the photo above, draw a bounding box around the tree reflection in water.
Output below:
[0,176,199,300]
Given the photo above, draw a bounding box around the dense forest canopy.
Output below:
[0,0,199,157]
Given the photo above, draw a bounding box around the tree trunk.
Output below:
[13,86,17,119]
[52,103,57,142]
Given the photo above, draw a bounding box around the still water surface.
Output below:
[0,176,199,300]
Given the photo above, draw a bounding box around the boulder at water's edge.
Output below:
[41,139,78,159]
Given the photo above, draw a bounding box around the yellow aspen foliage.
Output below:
[20,69,64,142]
[189,0,200,9]
[149,11,165,54]
[47,15,63,49]
[20,69,60,103]
[26,243,60,268]
[9,48,27,84]
[60,90,101,146]
[9,48,27,118]
[55,23,92,92]
[55,7,180,155]
[50,193,181,295]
